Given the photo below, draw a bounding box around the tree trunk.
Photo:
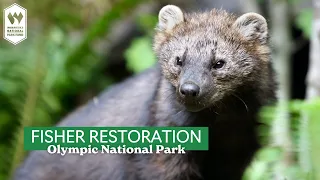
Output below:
[299,0,320,178]
[269,0,294,179]
[306,1,320,99]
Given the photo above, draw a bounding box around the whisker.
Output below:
[162,92,175,102]
[211,104,220,115]
[217,99,227,110]
[172,109,185,118]
[231,93,249,112]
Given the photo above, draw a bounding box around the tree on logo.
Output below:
[7,12,23,24]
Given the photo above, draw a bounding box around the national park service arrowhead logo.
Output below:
[3,3,27,45]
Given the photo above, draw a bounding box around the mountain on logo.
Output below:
[7,12,23,24]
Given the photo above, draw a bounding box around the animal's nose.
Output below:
[180,82,200,97]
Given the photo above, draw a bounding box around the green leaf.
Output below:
[295,9,313,39]
[257,147,282,162]
[136,14,158,33]
[124,36,157,73]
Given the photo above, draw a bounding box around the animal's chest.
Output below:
[143,107,259,180]
[203,122,259,179]
[186,113,259,180]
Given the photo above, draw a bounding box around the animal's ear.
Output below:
[157,5,184,32]
[233,13,268,44]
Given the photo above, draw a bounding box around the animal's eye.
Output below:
[176,57,183,66]
[213,60,225,69]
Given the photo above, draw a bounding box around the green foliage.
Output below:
[136,14,158,34]
[244,99,320,180]
[303,99,320,179]
[288,0,300,4]
[256,0,264,4]
[125,36,157,73]
[124,12,157,73]
[295,9,313,39]
[243,147,282,180]
[9,40,46,178]
[65,0,146,69]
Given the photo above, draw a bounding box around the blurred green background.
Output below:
[0,0,319,179]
